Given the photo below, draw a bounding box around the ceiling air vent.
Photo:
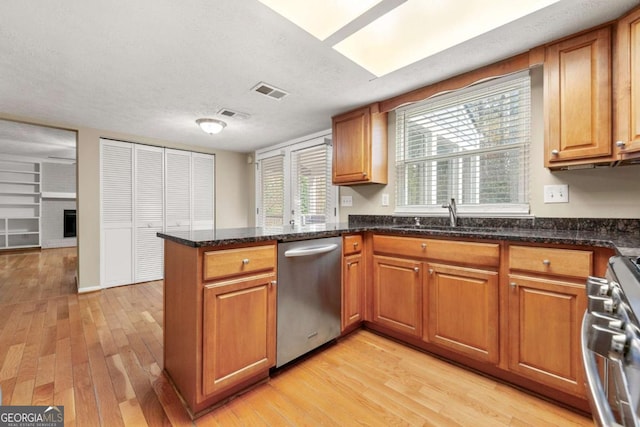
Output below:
[216,108,250,120]
[251,82,289,100]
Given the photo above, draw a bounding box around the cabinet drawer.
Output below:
[343,235,363,255]
[509,245,592,279]
[373,234,499,266]
[426,240,500,267]
[204,245,276,281]
[373,235,428,259]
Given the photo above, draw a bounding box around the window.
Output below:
[256,132,338,227]
[395,71,531,215]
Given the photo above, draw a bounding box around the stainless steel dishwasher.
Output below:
[276,236,342,367]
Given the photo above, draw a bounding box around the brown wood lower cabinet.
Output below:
[163,240,277,418]
[425,263,499,364]
[372,255,423,337]
[342,252,364,331]
[507,274,587,397]
[203,272,276,396]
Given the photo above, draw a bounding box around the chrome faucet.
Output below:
[442,198,457,227]
[414,217,421,226]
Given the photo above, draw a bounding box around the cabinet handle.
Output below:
[414,267,419,273]
[616,140,626,148]
[542,259,551,266]
[421,243,427,249]
[510,282,518,288]
[242,258,250,265]
[551,149,559,155]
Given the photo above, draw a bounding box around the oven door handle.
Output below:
[581,311,622,427]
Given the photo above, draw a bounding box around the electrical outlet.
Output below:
[340,195,353,207]
[381,193,389,206]
[544,184,569,203]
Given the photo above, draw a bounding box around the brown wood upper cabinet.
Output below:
[544,27,612,168]
[332,103,388,185]
[615,7,640,161]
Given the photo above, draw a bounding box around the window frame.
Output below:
[255,129,339,227]
[394,71,531,217]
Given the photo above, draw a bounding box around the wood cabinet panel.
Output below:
[425,240,500,267]
[332,104,387,185]
[509,245,592,279]
[426,263,499,364]
[615,7,640,160]
[204,245,275,281]
[507,274,586,396]
[545,27,612,166]
[343,234,363,255]
[203,273,276,396]
[372,255,422,337]
[372,234,429,259]
[342,253,364,331]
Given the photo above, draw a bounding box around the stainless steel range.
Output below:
[582,255,640,426]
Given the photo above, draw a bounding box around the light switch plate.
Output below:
[340,195,353,207]
[381,193,389,206]
[544,184,569,203]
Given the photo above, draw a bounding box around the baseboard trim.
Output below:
[77,285,102,294]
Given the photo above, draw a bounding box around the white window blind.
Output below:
[291,143,333,225]
[258,155,285,227]
[396,72,531,215]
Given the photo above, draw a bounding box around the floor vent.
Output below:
[251,82,289,100]
[216,108,250,120]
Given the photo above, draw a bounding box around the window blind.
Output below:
[396,72,531,214]
[258,155,285,227]
[291,144,333,225]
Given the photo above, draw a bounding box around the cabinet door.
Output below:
[508,274,586,396]
[134,144,164,283]
[545,27,612,165]
[165,149,192,231]
[101,139,133,287]
[203,274,276,396]
[332,107,370,184]
[342,253,364,331]
[192,152,215,230]
[372,255,422,337]
[426,263,499,364]
[616,7,640,159]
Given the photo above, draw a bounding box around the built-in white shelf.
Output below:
[41,192,76,199]
[0,159,41,250]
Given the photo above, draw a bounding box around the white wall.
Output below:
[338,67,640,221]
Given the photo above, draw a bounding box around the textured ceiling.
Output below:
[0,0,638,156]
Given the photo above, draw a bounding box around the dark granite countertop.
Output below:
[158,216,640,257]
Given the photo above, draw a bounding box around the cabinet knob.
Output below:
[414,267,419,273]
[616,140,626,148]
[421,243,427,249]
[347,262,352,267]
[362,172,368,177]
[242,258,250,265]
[428,268,434,275]
[270,280,277,287]
[542,259,551,266]
[551,149,559,156]
[510,282,518,288]
[353,242,358,247]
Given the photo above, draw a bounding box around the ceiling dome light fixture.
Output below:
[196,118,227,134]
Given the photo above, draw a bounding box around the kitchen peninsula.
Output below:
[158,218,640,418]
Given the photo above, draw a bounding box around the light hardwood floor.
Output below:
[0,248,594,426]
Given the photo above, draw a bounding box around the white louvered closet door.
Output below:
[134,145,164,283]
[165,149,191,232]
[101,139,134,288]
[192,153,215,230]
